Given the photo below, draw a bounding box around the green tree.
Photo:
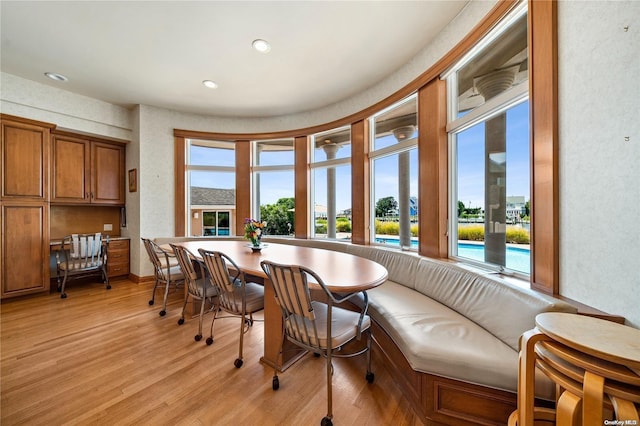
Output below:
[260,197,295,235]
[375,196,398,218]
[458,200,465,217]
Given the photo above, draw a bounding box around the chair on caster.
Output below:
[170,244,219,342]
[141,238,184,316]
[260,260,374,426]
[198,249,264,368]
[55,233,110,299]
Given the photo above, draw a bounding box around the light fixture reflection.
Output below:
[202,80,218,89]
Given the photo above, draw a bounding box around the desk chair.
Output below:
[198,249,264,368]
[260,260,374,426]
[170,244,218,342]
[55,233,110,299]
[141,238,184,316]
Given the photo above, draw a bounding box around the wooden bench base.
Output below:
[370,321,517,425]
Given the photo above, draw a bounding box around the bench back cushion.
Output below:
[412,257,577,350]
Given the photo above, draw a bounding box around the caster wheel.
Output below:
[234,358,243,368]
[195,334,202,342]
[60,293,67,299]
[366,372,375,384]
[321,416,333,426]
[159,310,166,317]
[148,300,154,306]
[177,318,184,325]
[272,376,279,390]
[206,337,213,345]
[106,285,112,290]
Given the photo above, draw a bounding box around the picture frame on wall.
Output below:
[128,168,137,192]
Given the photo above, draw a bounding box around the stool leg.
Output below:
[518,329,549,426]
[582,371,604,426]
[557,391,582,426]
[610,396,639,422]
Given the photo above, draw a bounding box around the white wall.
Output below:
[557,1,640,327]
[2,1,638,326]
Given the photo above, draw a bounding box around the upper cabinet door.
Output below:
[91,142,125,205]
[1,117,51,201]
[51,135,91,203]
[51,133,126,206]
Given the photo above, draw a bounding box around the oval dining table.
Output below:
[173,240,389,371]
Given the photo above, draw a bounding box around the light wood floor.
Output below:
[1,278,423,426]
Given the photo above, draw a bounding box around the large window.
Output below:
[370,95,418,249]
[445,3,530,275]
[252,139,294,236]
[310,127,351,239]
[186,140,236,237]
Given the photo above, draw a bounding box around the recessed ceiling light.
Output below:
[252,39,271,53]
[44,72,68,82]
[202,80,218,89]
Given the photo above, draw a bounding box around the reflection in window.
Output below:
[446,3,530,275]
[310,127,351,239]
[370,95,418,249]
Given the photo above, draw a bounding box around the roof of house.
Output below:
[191,187,235,205]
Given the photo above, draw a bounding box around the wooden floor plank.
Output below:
[1,279,422,425]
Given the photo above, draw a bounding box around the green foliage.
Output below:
[375,196,398,217]
[336,217,351,232]
[506,227,530,244]
[457,225,530,244]
[259,197,295,235]
[375,220,399,235]
[458,225,485,241]
[315,222,327,234]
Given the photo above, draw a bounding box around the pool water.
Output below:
[375,237,530,274]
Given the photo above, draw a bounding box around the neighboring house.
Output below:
[190,187,235,236]
[506,196,526,223]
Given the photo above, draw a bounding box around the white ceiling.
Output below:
[1,1,468,118]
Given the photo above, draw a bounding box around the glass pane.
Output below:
[454,101,530,273]
[189,171,235,236]
[373,96,417,151]
[312,165,351,239]
[217,211,230,236]
[255,139,294,166]
[189,140,235,167]
[189,171,235,191]
[455,13,528,117]
[313,128,351,162]
[256,171,294,236]
[372,149,418,249]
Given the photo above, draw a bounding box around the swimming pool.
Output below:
[374,237,530,274]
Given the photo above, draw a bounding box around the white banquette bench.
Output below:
[153,236,578,425]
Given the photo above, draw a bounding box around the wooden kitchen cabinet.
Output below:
[52,132,126,205]
[1,115,53,201]
[1,202,50,298]
[1,114,54,298]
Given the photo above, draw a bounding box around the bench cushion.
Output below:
[413,257,577,351]
[363,280,555,398]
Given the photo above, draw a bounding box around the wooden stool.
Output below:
[509,313,640,426]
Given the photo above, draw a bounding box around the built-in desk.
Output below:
[50,237,130,279]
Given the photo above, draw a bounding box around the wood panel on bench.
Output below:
[370,321,517,425]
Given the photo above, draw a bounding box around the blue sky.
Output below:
[189,100,529,213]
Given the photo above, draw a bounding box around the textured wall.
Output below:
[3,2,638,327]
[557,1,640,327]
